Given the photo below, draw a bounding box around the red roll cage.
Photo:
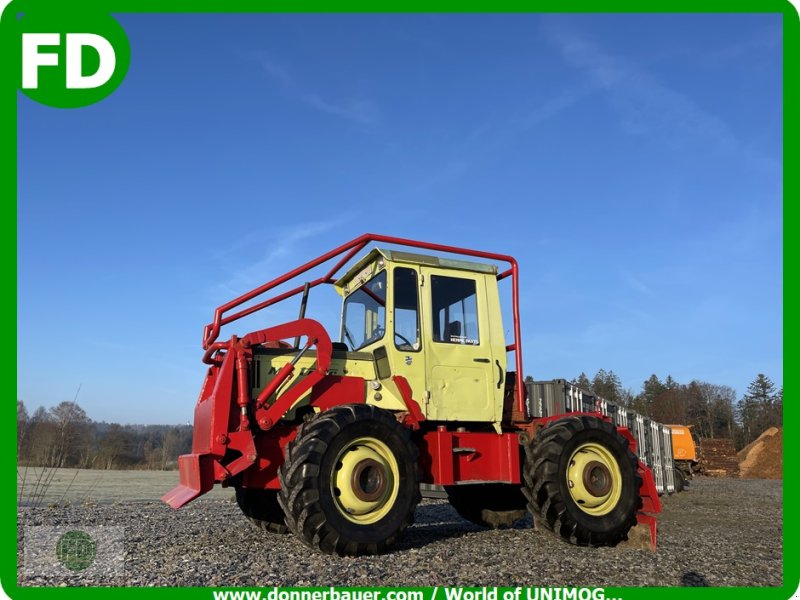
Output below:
[202,233,525,417]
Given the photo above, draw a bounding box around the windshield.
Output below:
[341,270,387,350]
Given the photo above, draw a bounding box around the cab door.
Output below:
[420,269,500,422]
[385,265,427,404]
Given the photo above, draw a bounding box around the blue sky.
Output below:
[18,13,782,424]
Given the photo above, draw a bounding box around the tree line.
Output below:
[566,370,782,449]
[17,400,192,470]
[18,371,782,467]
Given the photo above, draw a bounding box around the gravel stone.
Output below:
[17,477,782,588]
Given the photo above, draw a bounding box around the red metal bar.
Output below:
[235,348,251,410]
[203,233,526,420]
[255,362,295,408]
[201,341,230,366]
[359,283,386,307]
[323,240,369,281]
[221,278,325,327]
[392,375,425,430]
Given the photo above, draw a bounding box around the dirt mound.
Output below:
[737,427,782,479]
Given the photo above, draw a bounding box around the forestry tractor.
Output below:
[163,234,661,555]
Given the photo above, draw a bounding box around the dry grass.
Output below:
[16,467,235,505]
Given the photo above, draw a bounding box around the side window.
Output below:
[393,267,420,351]
[431,275,480,345]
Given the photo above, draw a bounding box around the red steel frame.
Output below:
[202,233,526,418]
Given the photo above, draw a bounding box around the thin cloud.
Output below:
[688,24,781,66]
[621,270,655,297]
[300,93,379,126]
[215,217,353,295]
[243,50,380,126]
[520,84,594,128]
[252,52,292,86]
[542,22,741,153]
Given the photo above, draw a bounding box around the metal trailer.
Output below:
[525,379,596,417]
[614,408,629,428]
[649,420,664,494]
[567,382,583,413]
[643,418,654,469]
[606,402,618,425]
[597,397,609,417]
[662,424,676,494]
[634,414,649,467]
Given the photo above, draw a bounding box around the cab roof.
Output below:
[334,248,498,294]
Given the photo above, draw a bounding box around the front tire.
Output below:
[278,404,420,556]
[523,415,642,547]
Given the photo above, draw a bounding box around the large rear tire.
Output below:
[278,404,420,556]
[523,415,642,547]
[445,483,528,528]
[235,487,289,534]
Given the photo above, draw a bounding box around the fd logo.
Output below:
[16,11,130,108]
[23,34,116,90]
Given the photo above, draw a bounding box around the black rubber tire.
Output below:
[523,415,642,547]
[235,487,289,534]
[445,483,528,528]
[277,404,421,556]
[673,467,686,493]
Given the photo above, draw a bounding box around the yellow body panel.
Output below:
[251,350,408,416]
[256,248,509,426]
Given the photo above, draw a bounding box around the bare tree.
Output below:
[17,401,29,457]
[98,424,132,469]
[49,402,90,467]
[27,406,58,466]
[651,387,687,424]
[161,428,183,470]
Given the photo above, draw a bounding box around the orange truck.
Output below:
[667,424,701,491]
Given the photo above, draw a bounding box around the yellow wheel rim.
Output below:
[332,437,399,524]
[566,442,623,516]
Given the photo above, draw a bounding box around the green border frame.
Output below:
[4,1,795,598]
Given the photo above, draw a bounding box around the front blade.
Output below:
[161,453,215,509]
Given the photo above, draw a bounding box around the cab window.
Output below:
[341,270,386,350]
[431,275,480,345]
[393,267,420,351]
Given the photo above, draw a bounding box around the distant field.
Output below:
[16,467,235,506]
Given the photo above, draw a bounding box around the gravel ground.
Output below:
[17,477,782,588]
